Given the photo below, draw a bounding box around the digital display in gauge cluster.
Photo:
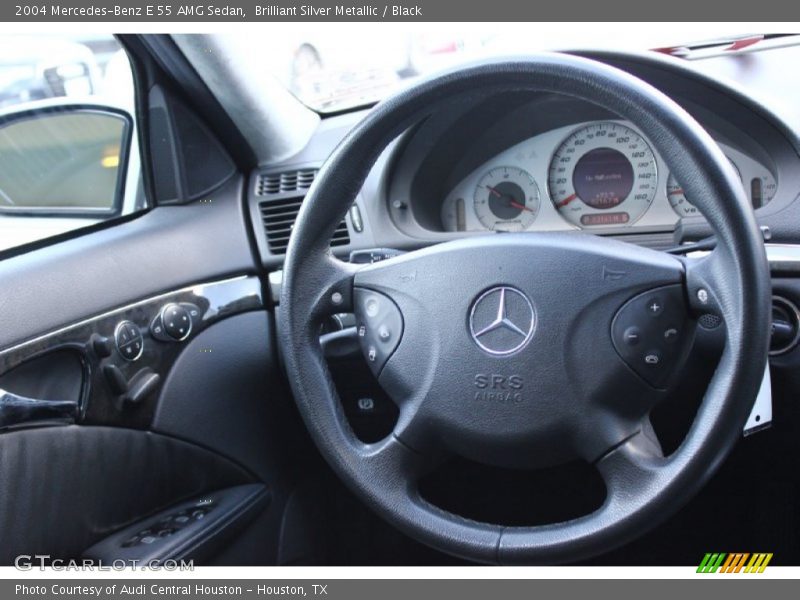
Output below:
[439,119,778,233]
[547,122,657,228]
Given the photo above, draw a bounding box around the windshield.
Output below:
[240,23,777,112]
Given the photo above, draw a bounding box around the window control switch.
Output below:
[81,484,269,564]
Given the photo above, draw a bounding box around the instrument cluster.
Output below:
[440,120,777,233]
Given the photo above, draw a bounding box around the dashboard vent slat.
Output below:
[257,168,350,254]
[256,169,318,196]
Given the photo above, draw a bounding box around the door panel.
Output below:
[0,425,253,563]
[0,177,253,352]
[0,172,297,564]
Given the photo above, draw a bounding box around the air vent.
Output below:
[256,169,317,196]
[770,296,800,355]
[257,172,350,254]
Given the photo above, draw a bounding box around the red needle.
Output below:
[486,185,531,212]
[668,188,684,196]
[556,193,578,208]
[509,200,532,212]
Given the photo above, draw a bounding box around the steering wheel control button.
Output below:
[611,285,693,388]
[115,321,144,361]
[646,298,664,316]
[644,351,662,366]
[365,297,380,317]
[354,288,404,376]
[663,327,680,344]
[349,248,405,264]
[349,204,364,233]
[623,327,641,346]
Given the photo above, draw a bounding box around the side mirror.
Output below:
[0,104,133,217]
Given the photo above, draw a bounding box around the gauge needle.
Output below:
[509,200,532,212]
[668,188,684,196]
[486,185,532,212]
[485,185,502,198]
[556,193,578,208]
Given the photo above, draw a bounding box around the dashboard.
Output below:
[249,49,800,271]
[440,119,777,233]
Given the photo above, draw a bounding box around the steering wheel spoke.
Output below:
[683,246,744,324]
[287,254,360,322]
[595,422,665,504]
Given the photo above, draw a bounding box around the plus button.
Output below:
[646,298,664,316]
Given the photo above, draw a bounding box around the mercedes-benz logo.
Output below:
[469,286,536,356]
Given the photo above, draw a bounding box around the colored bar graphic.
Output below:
[720,553,749,573]
[744,553,774,573]
[697,553,727,573]
[697,552,773,573]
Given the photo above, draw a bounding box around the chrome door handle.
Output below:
[0,387,79,429]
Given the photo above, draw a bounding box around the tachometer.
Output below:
[547,122,657,228]
[474,166,540,231]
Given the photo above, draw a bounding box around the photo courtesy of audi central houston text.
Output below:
[1,16,800,577]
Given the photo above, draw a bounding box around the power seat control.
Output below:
[611,285,694,388]
[150,303,200,342]
[354,288,404,377]
[114,321,144,361]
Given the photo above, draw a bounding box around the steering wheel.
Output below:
[279,54,771,564]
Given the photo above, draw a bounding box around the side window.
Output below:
[0,34,142,253]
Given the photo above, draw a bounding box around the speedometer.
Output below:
[547,122,657,228]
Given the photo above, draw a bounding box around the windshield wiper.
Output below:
[654,33,800,60]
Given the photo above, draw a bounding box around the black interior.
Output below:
[1,36,799,566]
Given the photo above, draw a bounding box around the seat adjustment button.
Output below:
[114,321,144,361]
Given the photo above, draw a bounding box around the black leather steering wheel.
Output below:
[279,54,771,564]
